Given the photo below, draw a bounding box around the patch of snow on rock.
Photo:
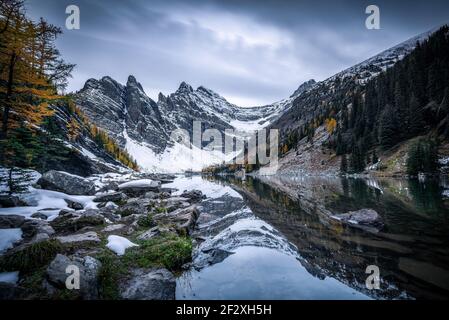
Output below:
[106,235,138,256]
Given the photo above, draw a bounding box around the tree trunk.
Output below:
[7,167,13,196]
[1,52,16,141]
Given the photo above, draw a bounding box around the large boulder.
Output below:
[119,268,175,300]
[46,254,102,300]
[0,195,26,208]
[37,170,96,195]
[154,205,199,235]
[118,179,161,197]
[0,215,25,228]
[50,210,105,232]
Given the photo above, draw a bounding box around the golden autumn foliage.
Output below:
[0,0,74,139]
[66,118,80,141]
[325,118,337,134]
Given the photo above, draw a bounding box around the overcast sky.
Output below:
[26,0,449,107]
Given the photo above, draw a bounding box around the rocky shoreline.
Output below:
[0,170,205,300]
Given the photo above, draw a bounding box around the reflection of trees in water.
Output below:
[408,178,444,215]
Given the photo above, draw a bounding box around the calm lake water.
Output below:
[171,175,449,300]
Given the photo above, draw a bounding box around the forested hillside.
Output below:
[0,0,137,192]
[272,26,449,175]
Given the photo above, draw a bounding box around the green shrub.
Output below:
[96,251,127,300]
[0,239,63,274]
[154,206,167,214]
[123,233,192,271]
[137,214,154,228]
[117,208,134,217]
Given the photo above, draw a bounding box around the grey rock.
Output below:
[180,190,206,203]
[46,254,102,300]
[118,180,161,197]
[93,192,126,203]
[0,214,25,228]
[31,212,48,220]
[144,191,158,199]
[30,232,50,244]
[37,170,96,195]
[21,219,55,239]
[154,205,199,234]
[56,231,100,244]
[137,226,175,241]
[64,199,84,210]
[50,209,105,232]
[0,195,26,208]
[119,268,175,300]
[103,224,126,232]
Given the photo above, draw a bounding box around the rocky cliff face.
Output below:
[75,75,303,171]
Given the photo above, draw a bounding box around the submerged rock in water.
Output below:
[332,209,383,230]
[119,268,175,300]
[37,170,96,195]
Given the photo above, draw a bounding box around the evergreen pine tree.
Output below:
[379,104,400,150]
[340,154,348,174]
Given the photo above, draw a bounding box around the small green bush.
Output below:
[0,239,63,274]
[154,206,167,214]
[117,208,134,217]
[137,214,154,228]
[123,233,192,271]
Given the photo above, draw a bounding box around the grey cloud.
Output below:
[27,0,449,106]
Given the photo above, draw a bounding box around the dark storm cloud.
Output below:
[26,0,449,106]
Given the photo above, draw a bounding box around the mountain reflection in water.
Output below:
[174,175,449,300]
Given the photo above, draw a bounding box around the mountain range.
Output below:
[71,27,446,174]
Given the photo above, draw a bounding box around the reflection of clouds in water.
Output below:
[177,246,370,300]
[165,176,243,199]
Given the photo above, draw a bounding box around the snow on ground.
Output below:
[0,188,98,220]
[165,176,242,199]
[443,189,449,198]
[0,271,19,284]
[106,235,138,256]
[124,130,233,173]
[0,229,22,254]
[118,179,157,189]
